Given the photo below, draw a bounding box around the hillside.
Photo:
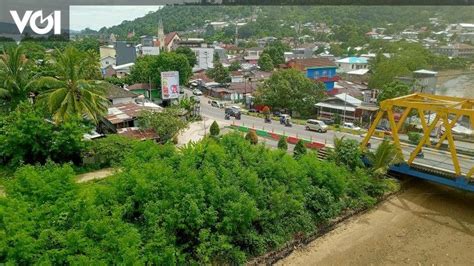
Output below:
[95,5,474,40]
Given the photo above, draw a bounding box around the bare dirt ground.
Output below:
[277,179,474,265]
[76,168,116,183]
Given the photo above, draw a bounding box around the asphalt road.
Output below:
[187,90,474,177]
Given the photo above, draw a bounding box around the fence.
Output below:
[228,124,326,150]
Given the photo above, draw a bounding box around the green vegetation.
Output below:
[128,52,192,87]
[138,107,188,143]
[206,62,231,84]
[0,103,87,167]
[365,140,403,178]
[174,46,197,67]
[258,53,274,71]
[377,81,411,104]
[368,42,470,89]
[294,140,307,158]
[210,121,220,136]
[277,136,288,151]
[0,133,396,264]
[255,69,326,117]
[245,130,258,144]
[0,46,35,112]
[329,137,364,171]
[36,47,108,123]
[82,135,140,169]
[408,131,423,145]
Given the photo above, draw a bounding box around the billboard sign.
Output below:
[161,71,180,100]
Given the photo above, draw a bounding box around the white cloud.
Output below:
[69,5,162,31]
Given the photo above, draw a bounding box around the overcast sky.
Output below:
[70,5,163,31]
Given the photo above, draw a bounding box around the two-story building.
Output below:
[286,58,339,91]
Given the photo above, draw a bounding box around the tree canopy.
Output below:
[255,69,326,117]
[128,52,192,87]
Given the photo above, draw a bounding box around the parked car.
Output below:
[343,122,361,131]
[248,108,258,113]
[321,118,334,125]
[193,89,203,96]
[306,119,328,133]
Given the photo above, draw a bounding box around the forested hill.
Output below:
[96,6,474,39]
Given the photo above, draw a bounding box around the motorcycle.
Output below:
[264,117,271,123]
[225,114,230,120]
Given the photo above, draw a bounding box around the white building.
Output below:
[113,63,134,78]
[141,46,160,56]
[336,57,369,73]
[191,47,214,71]
[100,56,116,69]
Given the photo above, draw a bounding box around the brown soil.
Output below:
[277,179,474,265]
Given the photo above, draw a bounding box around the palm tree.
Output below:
[179,95,197,116]
[365,139,403,177]
[37,46,108,123]
[0,46,34,111]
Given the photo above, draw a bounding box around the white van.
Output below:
[343,122,361,131]
[305,119,328,133]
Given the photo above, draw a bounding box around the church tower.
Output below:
[157,18,165,51]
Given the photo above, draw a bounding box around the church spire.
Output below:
[158,18,165,50]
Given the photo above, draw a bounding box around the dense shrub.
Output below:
[0,103,87,167]
[82,135,140,169]
[328,137,364,171]
[293,140,307,158]
[277,136,288,150]
[407,131,422,145]
[245,130,258,144]
[0,133,395,264]
[210,121,220,136]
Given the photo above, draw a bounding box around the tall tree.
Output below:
[258,53,274,71]
[377,81,411,104]
[207,62,230,84]
[255,69,325,116]
[0,46,34,111]
[175,46,197,67]
[36,46,109,123]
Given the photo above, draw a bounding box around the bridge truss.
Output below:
[361,93,474,178]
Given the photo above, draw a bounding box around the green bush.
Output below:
[210,121,220,136]
[277,136,288,150]
[83,135,140,169]
[245,130,258,144]
[293,140,307,158]
[0,103,87,167]
[407,131,422,145]
[0,133,394,264]
[328,137,364,171]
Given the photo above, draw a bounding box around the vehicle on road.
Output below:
[376,125,392,135]
[305,119,328,133]
[211,100,224,108]
[225,107,241,120]
[343,122,361,131]
[192,89,203,96]
[280,114,292,127]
